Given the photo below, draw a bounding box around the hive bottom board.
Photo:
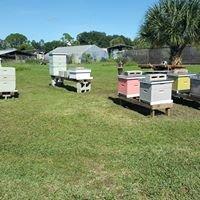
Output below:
[118,94,173,117]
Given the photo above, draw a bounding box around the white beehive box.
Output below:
[49,53,67,76]
[0,67,16,92]
[140,74,173,105]
[68,68,92,80]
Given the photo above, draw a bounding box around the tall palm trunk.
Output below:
[169,45,186,65]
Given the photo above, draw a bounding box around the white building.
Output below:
[45,45,108,64]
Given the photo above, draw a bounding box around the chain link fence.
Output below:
[125,46,200,64]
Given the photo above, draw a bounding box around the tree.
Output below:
[5,33,28,50]
[132,37,151,49]
[61,33,74,46]
[0,39,9,49]
[140,0,200,65]
[31,39,45,52]
[77,31,110,48]
[44,40,65,53]
[81,53,93,63]
[110,37,125,47]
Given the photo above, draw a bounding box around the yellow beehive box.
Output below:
[168,74,190,92]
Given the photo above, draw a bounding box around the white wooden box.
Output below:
[140,80,173,105]
[49,66,66,76]
[49,53,67,76]
[68,68,92,80]
[0,67,16,92]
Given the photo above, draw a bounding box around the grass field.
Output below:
[0,61,199,199]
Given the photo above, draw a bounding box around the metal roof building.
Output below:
[0,48,36,60]
[45,45,108,63]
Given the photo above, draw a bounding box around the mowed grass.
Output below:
[0,61,199,199]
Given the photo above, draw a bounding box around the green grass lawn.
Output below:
[0,61,199,199]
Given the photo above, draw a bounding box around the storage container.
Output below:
[140,74,173,105]
[118,74,144,98]
[68,68,92,80]
[168,74,190,92]
[0,67,16,92]
[190,74,200,98]
[49,53,67,76]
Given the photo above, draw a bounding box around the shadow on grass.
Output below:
[173,97,200,110]
[108,96,165,116]
[49,83,77,93]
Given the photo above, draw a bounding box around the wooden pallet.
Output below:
[0,90,19,100]
[118,95,173,117]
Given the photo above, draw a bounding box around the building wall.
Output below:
[85,46,108,61]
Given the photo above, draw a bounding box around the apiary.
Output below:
[118,74,145,98]
[190,74,200,98]
[49,53,67,76]
[140,74,173,105]
[168,73,190,92]
[68,68,92,80]
[0,67,16,92]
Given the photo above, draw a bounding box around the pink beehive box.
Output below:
[118,75,145,98]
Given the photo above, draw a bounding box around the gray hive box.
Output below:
[190,74,200,98]
[0,67,16,92]
[49,53,67,76]
[140,74,173,105]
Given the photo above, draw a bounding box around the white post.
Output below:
[0,58,2,67]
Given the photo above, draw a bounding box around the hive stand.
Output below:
[0,90,19,100]
[51,76,92,93]
[118,94,173,117]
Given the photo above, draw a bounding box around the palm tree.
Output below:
[140,0,200,65]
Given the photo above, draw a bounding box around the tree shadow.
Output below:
[108,96,165,116]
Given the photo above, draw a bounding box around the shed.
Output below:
[0,48,36,60]
[45,45,108,64]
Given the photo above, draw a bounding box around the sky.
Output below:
[0,0,157,42]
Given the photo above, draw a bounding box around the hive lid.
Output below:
[141,80,174,85]
[168,73,189,77]
[118,74,145,80]
[68,67,91,73]
[124,71,143,76]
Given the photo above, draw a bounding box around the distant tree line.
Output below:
[0,31,151,53]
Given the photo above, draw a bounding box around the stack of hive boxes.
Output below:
[118,71,144,98]
[0,67,16,93]
[49,53,67,77]
[140,74,173,105]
